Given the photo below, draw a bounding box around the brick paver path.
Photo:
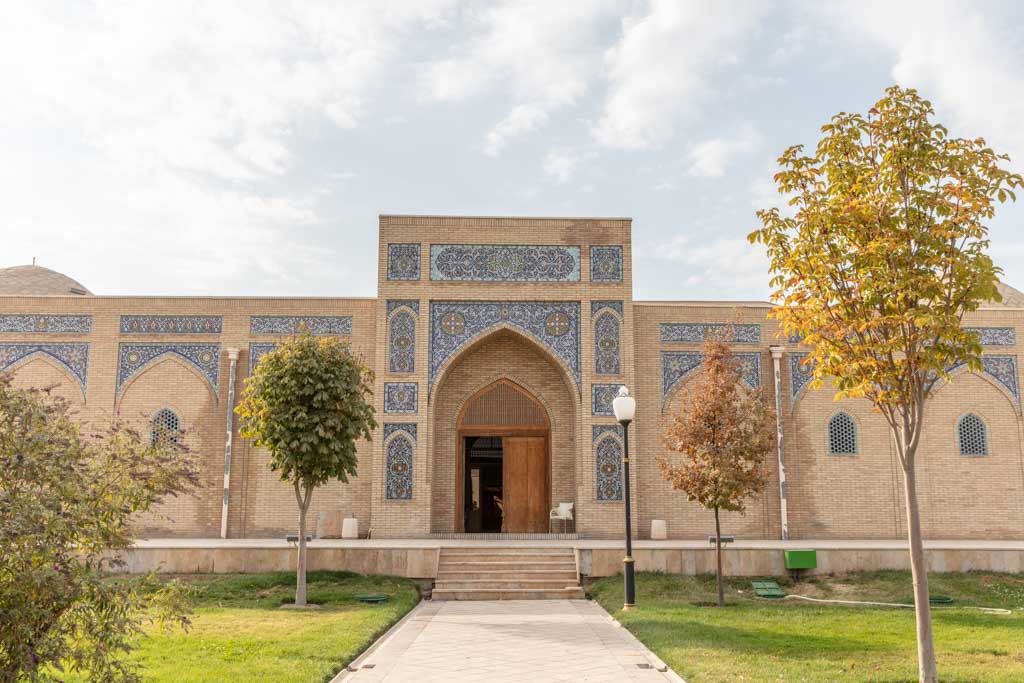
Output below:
[340,600,680,682]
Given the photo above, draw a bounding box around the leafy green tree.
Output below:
[659,336,774,607]
[0,374,196,682]
[236,331,376,606]
[749,85,1022,682]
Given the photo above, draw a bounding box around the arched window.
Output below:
[828,412,858,455]
[957,413,988,456]
[151,408,180,446]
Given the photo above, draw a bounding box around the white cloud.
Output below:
[593,0,764,150]
[542,148,580,183]
[814,0,1024,164]
[422,0,623,154]
[484,105,550,157]
[637,233,770,297]
[686,124,761,177]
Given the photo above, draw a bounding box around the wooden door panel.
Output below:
[503,436,549,533]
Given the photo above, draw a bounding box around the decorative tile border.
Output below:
[659,323,761,344]
[590,301,623,317]
[430,244,581,282]
[383,423,418,441]
[949,355,1020,402]
[117,343,220,396]
[384,382,418,413]
[248,342,278,374]
[250,316,352,336]
[387,300,420,316]
[594,312,621,375]
[385,434,414,500]
[121,315,222,334]
[387,243,421,281]
[661,351,761,401]
[0,343,89,391]
[965,327,1016,346]
[593,425,624,501]
[388,310,416,373]
[429,301,581,390]
[589,245,623,282]
[0,315,92,334]
[592,383,625,416]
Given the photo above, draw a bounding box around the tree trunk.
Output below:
[901,448,938,683]
[713,506,724,607]
[294,482,313,607]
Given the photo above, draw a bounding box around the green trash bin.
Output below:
[784,549,817,570]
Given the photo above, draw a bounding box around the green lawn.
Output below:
[590,571,1024,682]
[66,571,420,683]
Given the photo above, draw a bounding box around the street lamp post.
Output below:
[612,386,636,610]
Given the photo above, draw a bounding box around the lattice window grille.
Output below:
[151,408,180,446]
[828,412,857,455]
[957,414,988,456]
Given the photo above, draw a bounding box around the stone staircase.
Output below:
[431,546,585,600]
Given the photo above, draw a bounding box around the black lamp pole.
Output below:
[620,416,635,610]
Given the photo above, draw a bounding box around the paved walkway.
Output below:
[338,600,681,682]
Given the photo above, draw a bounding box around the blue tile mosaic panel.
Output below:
[121,315,222,334]
[118,343,220,395]
[430,244,581,282]
[594,312,621,375]
[0,314,92,334]
[965,327,1016,346]
[593,427,624,501]
[429,301,581,390]
[389,310,416,373]
[659,323,761,343]
[384,382,418,413]
[592,383,625,416]
[387,243,421,281]
[0,343,89,391]
[790,353,813,401]
[591,301,623,317]
[589,245,623,282]
[248,342,277,374]
[386,300,420,316]
[250,316,352,335]
[661,351,761,401]
[383,423,418,441]
[385,434,414,500]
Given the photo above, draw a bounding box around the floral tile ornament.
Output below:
[385,434,414,500]
[661,351,761,401]
[591,383,625,416]
[387,243,421,280]
[250,316,352,335]
[0,314,92,334]
[118,343,220,396]
[430,244,580,282]
[593,426,624,501]
[964,327,1016,346]
[429,301,581,391]
[589,245,623,282]
[0,343,89,391]
[248,343,277,374]
[594,312,621,375]
[659,323,761,344]
[388,310,416,373]
[590,301,623,317]
[384,382,418,413]
[120,315,222,334]
[383,423,417,440]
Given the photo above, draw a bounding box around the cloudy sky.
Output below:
[3,1,1024,300]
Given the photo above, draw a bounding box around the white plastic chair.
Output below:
[549,502,574,534]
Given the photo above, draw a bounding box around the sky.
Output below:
[2,0,1024,301]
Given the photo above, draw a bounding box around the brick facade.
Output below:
[2,215,1023,540]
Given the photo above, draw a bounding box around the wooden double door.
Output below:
[460,433,550,534]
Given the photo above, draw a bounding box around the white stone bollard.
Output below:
[651,519,667,540]
[342,517,359,539]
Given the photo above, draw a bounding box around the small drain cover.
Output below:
[752,580,785,598]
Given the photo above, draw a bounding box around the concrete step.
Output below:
[438,560,577,571]
[439,553,575,562]
[432,587,586,601]
[435,579,578,590]
[436,569,579,581]
[440,548,575,556]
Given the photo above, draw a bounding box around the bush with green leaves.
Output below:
[0,373,198,682]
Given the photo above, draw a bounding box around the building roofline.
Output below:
[379,214,632,221]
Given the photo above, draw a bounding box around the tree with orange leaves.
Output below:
[660,335,775,607]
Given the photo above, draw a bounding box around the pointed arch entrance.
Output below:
[457,379,551,533]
